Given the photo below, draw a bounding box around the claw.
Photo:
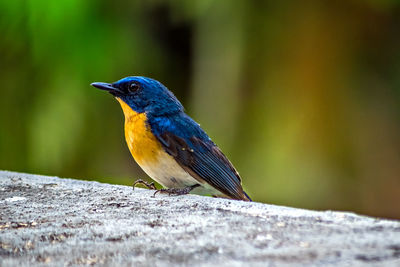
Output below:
[153,184,200,197]
[133,179,157,190]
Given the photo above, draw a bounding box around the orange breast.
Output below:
[116,98,162,165]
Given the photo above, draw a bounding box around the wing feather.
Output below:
[157,131,246,200]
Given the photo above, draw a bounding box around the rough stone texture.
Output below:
[0,170,399,266]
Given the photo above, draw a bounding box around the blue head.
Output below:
[91,76,183,116]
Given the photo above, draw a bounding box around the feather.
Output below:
[150,113,248,200]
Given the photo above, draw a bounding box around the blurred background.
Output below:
[1,0,399,219]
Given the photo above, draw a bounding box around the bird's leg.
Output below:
[133,179,157,190]
[153,184,200,197]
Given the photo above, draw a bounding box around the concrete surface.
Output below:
[0,170,399,266]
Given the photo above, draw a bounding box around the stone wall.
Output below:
[1,170,399,266]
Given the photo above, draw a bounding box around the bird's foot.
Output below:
[133,179,157,190]
[153,184,200,197]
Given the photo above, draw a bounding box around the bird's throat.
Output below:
[116,98,140,121]
[115,97,161,165]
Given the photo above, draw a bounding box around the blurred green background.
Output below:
[1,0,399,219]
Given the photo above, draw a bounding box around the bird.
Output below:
[91,76,251,201]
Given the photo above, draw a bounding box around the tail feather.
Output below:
[243,191,252,202]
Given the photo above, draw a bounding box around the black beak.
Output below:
[91,82,123,94]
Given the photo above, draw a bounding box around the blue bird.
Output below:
[91,76,251,201]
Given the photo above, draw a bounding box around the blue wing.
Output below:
[148,113,249,200]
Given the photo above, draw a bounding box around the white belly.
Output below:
[138,149,222,196]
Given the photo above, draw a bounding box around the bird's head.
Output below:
[91,76,183,116]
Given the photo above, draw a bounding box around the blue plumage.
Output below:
[149,113,245,199]
[112,77,184,115]
[92,76,251,201]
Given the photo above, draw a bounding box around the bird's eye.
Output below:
[128,82,140,93]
